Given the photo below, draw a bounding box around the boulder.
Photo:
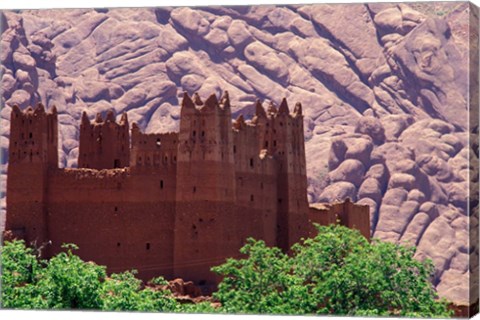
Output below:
[328,159,365,187]
[318,182,357,203]
[354,116,386,145]
[170,7,210,36]
[358,178,382,203]
[387,173,416,190]
[227,20,254,49]
[374,7,403,31]
[344,137,373,167]
[328,139,347,171]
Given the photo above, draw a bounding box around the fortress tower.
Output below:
[174,92,238,286]
[251,99,309,251]
[6,104,58,253]
[78,110,129,169]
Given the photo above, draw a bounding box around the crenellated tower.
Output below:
[252,99,309,251]
[78,110,129,169]
[174,91,237,287]
[6,103,58,252]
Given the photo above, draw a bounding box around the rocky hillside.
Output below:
[0,3,477,305]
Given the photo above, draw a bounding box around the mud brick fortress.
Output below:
[5,91,369,287]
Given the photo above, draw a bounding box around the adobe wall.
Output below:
[308,200,371,240]
[6,105,57,250]
[130,127,178,171]
[78,111,129,169]
[233,121,278,246]
[174,93,238,287]
[47,168,176,280]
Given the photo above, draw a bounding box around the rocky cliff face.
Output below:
[0,3,477,305]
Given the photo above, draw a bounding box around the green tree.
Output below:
[213,224,452,317]
[0,239,46,308]
[34,243,106,309]
[1,240,178,312]
[99,271,177,312]
[212,239,309,314]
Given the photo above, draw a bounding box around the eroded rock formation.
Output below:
[0,3,477,306]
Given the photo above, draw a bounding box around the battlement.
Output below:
[9,103,58,167]
[131,127,179,169]
[180,91,231,115]
[79,109,129,170]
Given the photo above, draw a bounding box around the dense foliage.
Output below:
[212,224,452,317]
[1,225,452,317]
[1,242,178,311]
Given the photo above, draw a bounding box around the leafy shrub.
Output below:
[0,240,176,311]
[213,224,452,317]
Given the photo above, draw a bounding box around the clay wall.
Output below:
[78,111,129,170]
[6,104,57,250]
[8,104,57,168]
[253,99,308,251]
[308,200,371,240]
[233,121,278,246]
[46,168,176,280]
[130,127,178,171]
[174,93,238,287]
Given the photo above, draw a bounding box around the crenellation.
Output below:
[79,109,130,170]
[5,91,369,289]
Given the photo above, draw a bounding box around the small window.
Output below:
[29,132,32,139]
[160,180,164,189]
[280,122,283,126]
[146,243,150,250]
[233,145,236,153]
[250,194,254,202]
[201,131,205,137]
[193,186,196,193]
[273,140,277,147]
[156,138,161,147]
[264,141,269,148]
[250,158,254,168]
[117,242,121,247]
[114,159,120,168]
[192,130,196,137]
[114,206,118,212]
[278,198,283,204]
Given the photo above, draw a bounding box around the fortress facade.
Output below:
[5,91,369,287]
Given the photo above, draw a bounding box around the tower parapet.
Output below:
[78,110,129,169]
[6,103,58,251]
[9,103,58,168]
[250,98,308,250]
